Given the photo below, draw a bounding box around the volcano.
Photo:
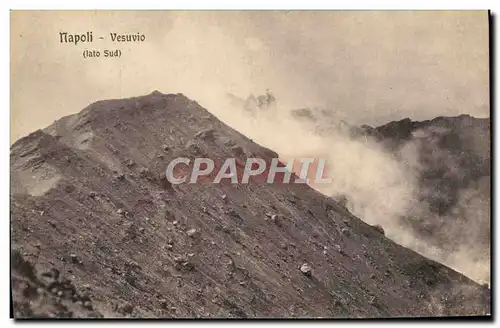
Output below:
[10,91,490,318]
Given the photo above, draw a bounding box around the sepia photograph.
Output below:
[9,9,491,319]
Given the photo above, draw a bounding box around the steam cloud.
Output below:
[208,97,490,284]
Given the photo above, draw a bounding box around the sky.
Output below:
[10,10,489,142]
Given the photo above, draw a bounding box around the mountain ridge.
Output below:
[10,91,490,318]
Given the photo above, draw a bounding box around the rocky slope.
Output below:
[10,91,490,318]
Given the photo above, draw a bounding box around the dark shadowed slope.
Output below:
[10,92,490,318]
[366,115,490,217]
[290,107,491,283]
[361,116,491,280]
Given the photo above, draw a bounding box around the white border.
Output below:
[2,2,497,10]
[3,2,498,327]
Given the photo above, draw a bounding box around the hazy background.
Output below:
[10,11,490,283]
[11,10,489,142]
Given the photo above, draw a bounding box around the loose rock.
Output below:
[186,228,198,238]
[372,224,385,235]
[70,254,79,263]
[300,263,312,277]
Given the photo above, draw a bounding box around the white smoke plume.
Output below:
[207,96,490,284]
